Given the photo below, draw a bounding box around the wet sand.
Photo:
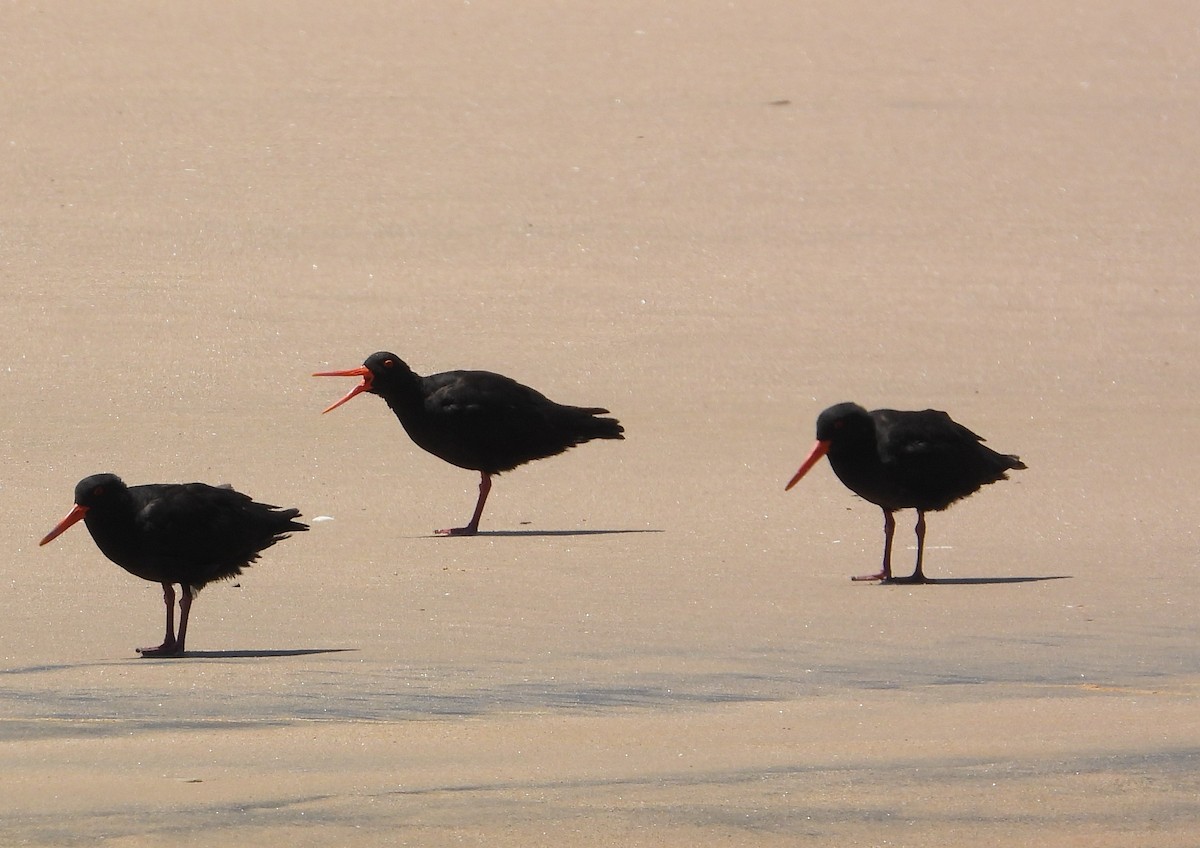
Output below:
[3,2,1198,845]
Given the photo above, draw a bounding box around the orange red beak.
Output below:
[785,440,831,491]
[39,503,89,546]
[313,365,373,413]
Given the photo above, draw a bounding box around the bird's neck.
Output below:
[826,435,885,479]
[83,508,140,564]
[375,372,426,420]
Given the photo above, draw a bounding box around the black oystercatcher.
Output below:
[315,351,624,535]
[785,402,1025,583]
[40,473,308,656]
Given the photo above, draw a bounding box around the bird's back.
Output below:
[876,409,1025,511]
[392,369,624,473]
[114,483,307,588]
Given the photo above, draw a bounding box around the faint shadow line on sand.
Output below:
[422,528,664,538]
[165,648,359,660]
[887,575,1073,586]
[0,648,358,675]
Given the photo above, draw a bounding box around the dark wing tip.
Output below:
[280,508,310,532]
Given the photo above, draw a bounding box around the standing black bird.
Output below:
[785,402,1025,583]
[40,473,308,656]
[315,351,624,535]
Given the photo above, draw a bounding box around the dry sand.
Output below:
[3,2,1199,845]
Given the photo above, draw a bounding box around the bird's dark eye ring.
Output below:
[93,486,104,496]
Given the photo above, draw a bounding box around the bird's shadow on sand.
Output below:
[876,575,1072,586]
[158,648,358,660]
[422,528,664,539]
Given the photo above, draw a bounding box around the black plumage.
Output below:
[786,402,1025,583]
[40,473,307,655]
[315,351,624,535]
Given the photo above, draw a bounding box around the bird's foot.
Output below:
[137,640,184,657]
[435,525,479,537]
[851,570,933,584]
[886,572,932,585]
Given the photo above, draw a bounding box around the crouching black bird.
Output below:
[786,403,1025,583]
[40,473,308,656]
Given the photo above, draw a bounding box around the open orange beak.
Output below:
[313,365,373,413]
[39,503,89,546]
[785,440,831,491]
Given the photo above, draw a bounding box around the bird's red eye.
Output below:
[93,486,105,496]
[384,359,394,368]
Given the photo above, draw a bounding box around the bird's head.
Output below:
[40,473,127,546]
[785,402,870,491]
[814,402,872,441]
[313,351,411,413]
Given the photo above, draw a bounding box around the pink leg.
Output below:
[138,583,183,656]
[436,472,492,536]
[852,510,895,582]
[175,588,193,653]
[889,510,932,584]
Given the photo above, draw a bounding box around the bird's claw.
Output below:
[886,573,932,585]
[851,571,932,585]
[435,526,479,537]
[137,641,184,657]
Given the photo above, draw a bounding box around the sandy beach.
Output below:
[3,2,1198,845]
